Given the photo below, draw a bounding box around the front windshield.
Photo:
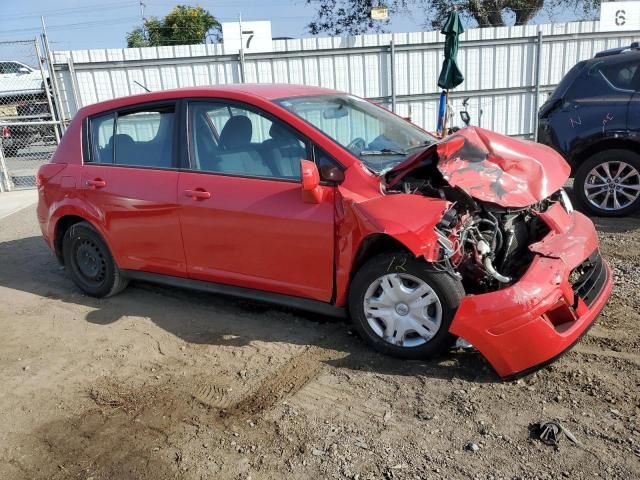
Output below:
[275,94,436,173]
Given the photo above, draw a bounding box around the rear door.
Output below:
[627,58,640,137]
[553,57,638,153]
[177,99,335,302]
[82,102,187,276]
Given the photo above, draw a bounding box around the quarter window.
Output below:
[89,113,115,164]
[88,105,175,168]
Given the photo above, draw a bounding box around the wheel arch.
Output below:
[53,214,111,265]
[350,233,413,282]
[333,193,450,307]
[571,137,640,173]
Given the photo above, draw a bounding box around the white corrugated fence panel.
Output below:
[51,21,640,137]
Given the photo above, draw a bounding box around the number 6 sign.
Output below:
[600,1,640,31]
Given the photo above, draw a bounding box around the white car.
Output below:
[0,61,46,99]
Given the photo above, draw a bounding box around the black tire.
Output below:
[574,149,640,217]
[348,252,465,359]
[62,221,128,297]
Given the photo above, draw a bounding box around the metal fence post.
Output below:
[390,39,396,113]
[41,18,66,132]
[0,147,13,192]
[239,50,246,83]
[67,57,82,111]
[34,37,60,143]
[533,30,543,142]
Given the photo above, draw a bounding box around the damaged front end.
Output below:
[383,127,612,378]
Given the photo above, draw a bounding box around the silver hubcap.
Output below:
[584,161,640,211]
[363,273,443,348]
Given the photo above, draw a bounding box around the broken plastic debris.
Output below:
[455,337,474,349]
[530,421,579,448]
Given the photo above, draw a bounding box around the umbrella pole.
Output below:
[441,89,449,137]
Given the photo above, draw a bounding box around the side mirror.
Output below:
[319,164,344,184]
[300,159,323,204]
[460,111,470,126]
[18,67,31,74]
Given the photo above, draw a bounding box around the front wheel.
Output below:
[574,150,640,217]
[348,253,464,359]
[62,221,128,297]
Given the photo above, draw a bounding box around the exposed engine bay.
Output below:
[383,156,575,294]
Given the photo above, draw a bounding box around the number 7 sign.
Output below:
[222,21,273,54]
[242,30,255,49]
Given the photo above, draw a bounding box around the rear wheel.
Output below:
[62,222,128,297]
[574,150,640,217]
[348,253,464,359]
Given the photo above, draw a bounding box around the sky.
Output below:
[1,0,588,52]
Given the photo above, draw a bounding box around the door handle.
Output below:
[87,179,106,188]
[184,189,211,200]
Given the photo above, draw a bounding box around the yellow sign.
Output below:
[371,6,389,20]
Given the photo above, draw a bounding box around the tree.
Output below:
[126,5,221,48]
[305,0,600,35]
[426,0,599,28]
[307,0,408,35]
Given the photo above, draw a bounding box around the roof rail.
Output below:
[595,42,640,58]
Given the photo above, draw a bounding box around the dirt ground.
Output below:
[0,204,638,480]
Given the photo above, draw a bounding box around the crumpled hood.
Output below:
[387,127,571,208]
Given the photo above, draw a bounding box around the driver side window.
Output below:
[188,101,310,180]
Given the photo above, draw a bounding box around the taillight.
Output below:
[1,126,9,138]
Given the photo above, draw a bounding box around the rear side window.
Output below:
[599,62,638,90]
[567,59,639,100]
[87,104,175,168]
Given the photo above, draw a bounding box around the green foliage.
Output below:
[307,0,408,35]
[126,4,221,47]
[306,0,601,35]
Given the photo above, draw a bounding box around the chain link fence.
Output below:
[0,39,61,191]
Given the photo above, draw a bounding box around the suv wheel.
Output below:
[574,149,640,217]
[348,253,464,359]
[62,221,128,297]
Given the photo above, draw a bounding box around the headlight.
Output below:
[559,188,574,213]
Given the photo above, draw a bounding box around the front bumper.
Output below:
[449,204,613,379]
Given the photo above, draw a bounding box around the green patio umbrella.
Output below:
[437,10,464,134]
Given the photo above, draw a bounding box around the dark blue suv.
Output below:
[538,43,640,216]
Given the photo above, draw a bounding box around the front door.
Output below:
[82,103,186,276]
[178,100,335,302]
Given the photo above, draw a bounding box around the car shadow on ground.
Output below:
[564,185,640,233]
[0,234,498,383]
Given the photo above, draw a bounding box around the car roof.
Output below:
[78,83,340,117]
[593,42,640,59]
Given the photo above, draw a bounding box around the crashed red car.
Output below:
[36,85,612,379]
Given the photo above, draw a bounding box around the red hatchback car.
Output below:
[37,84,612,378]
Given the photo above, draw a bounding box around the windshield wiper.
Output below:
[359,148,406,156]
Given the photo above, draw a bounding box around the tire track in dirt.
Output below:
[227,339,346,417]
[574,344,640,366]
